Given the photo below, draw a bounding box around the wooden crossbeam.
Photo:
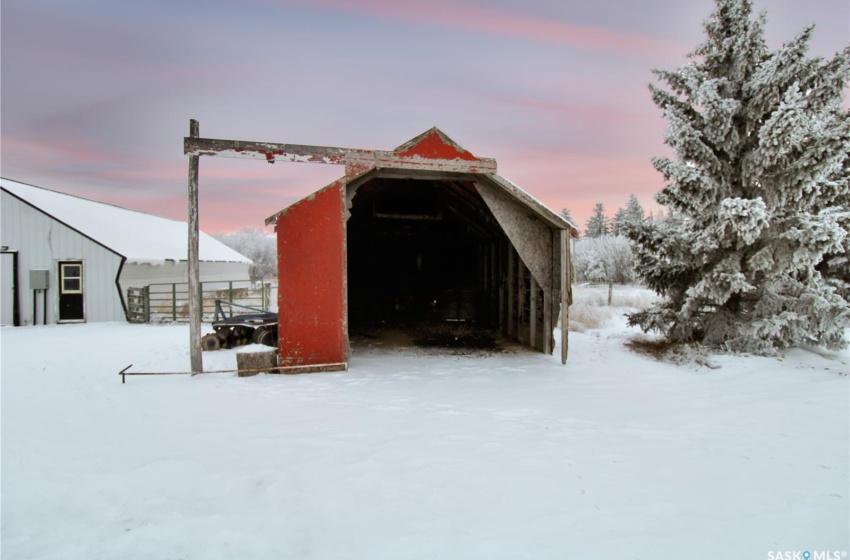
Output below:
[184,137,350,163]
[184,136,497,174]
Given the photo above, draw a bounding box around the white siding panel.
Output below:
[1,190,125,324]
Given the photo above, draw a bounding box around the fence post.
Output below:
[229,281,233,317]
[172,283,177,321]
[143,286,150,323]
[263,283,269,310]
[199,282,204,321]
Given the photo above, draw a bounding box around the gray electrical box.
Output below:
[29,270,50,290]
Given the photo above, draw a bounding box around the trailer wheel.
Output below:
[253,326,277,347]
[201,333,221,351]
[251,327,264,345]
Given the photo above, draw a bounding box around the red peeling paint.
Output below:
[276,180,347,368]
[395,129,478,161]
[344,161,374,178]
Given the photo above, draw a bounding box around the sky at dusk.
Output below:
[2,0,848,234]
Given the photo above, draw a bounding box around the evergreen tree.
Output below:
[819,157,850,300]
[612,195,646,235]
[585,203,610,238]
[560,207,579,235]
[648,208,665,222]
[624,195,645,225]
[628,0,850,353]
[611,208,629,236]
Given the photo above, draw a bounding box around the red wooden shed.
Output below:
[263,128,577,372]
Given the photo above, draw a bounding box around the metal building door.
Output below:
[1,252,16,326]
[58,261,85,322]
[275,181,348,370]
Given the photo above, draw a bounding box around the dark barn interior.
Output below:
[346,175,549,351]
[348,177,502,329]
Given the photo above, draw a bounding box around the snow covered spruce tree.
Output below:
[612,195,646,235]
[585,203,610,238]
[628,0,850,353]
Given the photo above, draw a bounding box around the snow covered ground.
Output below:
[2,295,848,559]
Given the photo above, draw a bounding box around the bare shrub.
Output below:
[568,304,614,331]
[624,337,684,360]
[575,235,636,284]
[214,228,277,281]
[572,284,660,310]
[625,336,720,368]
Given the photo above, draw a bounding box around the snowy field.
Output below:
[2,290,848,559]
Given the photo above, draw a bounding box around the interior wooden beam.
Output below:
[507,244,515,338]
[518,257,526,343]
[543,291,552,355]
[490,242,497,327]
[498,241,505,333]
[530,275,538,351]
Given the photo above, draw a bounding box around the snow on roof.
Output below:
[1,178,251,265]
[484,174,577,234]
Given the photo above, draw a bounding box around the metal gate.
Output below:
[126,281,273,323]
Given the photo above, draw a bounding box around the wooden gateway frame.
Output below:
[184,120,576,373]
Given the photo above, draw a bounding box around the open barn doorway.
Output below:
[346,177,508,352]
[189,125,574,371]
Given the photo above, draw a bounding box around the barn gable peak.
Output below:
[393,127,478,161]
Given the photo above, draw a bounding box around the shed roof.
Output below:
[265,128,579,236]
[1,178,251,265]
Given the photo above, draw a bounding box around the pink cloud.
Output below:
[1,136,128,167]
[1,129,354,233]
[276,0,686,59]
[491,147,667,225]
[479,92,658,126]
[2,129,667,234]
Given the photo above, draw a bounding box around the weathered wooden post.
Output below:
[187,119,203,374]
[561,229,569,365]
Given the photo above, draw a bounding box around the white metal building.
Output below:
[1,178,251,326]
